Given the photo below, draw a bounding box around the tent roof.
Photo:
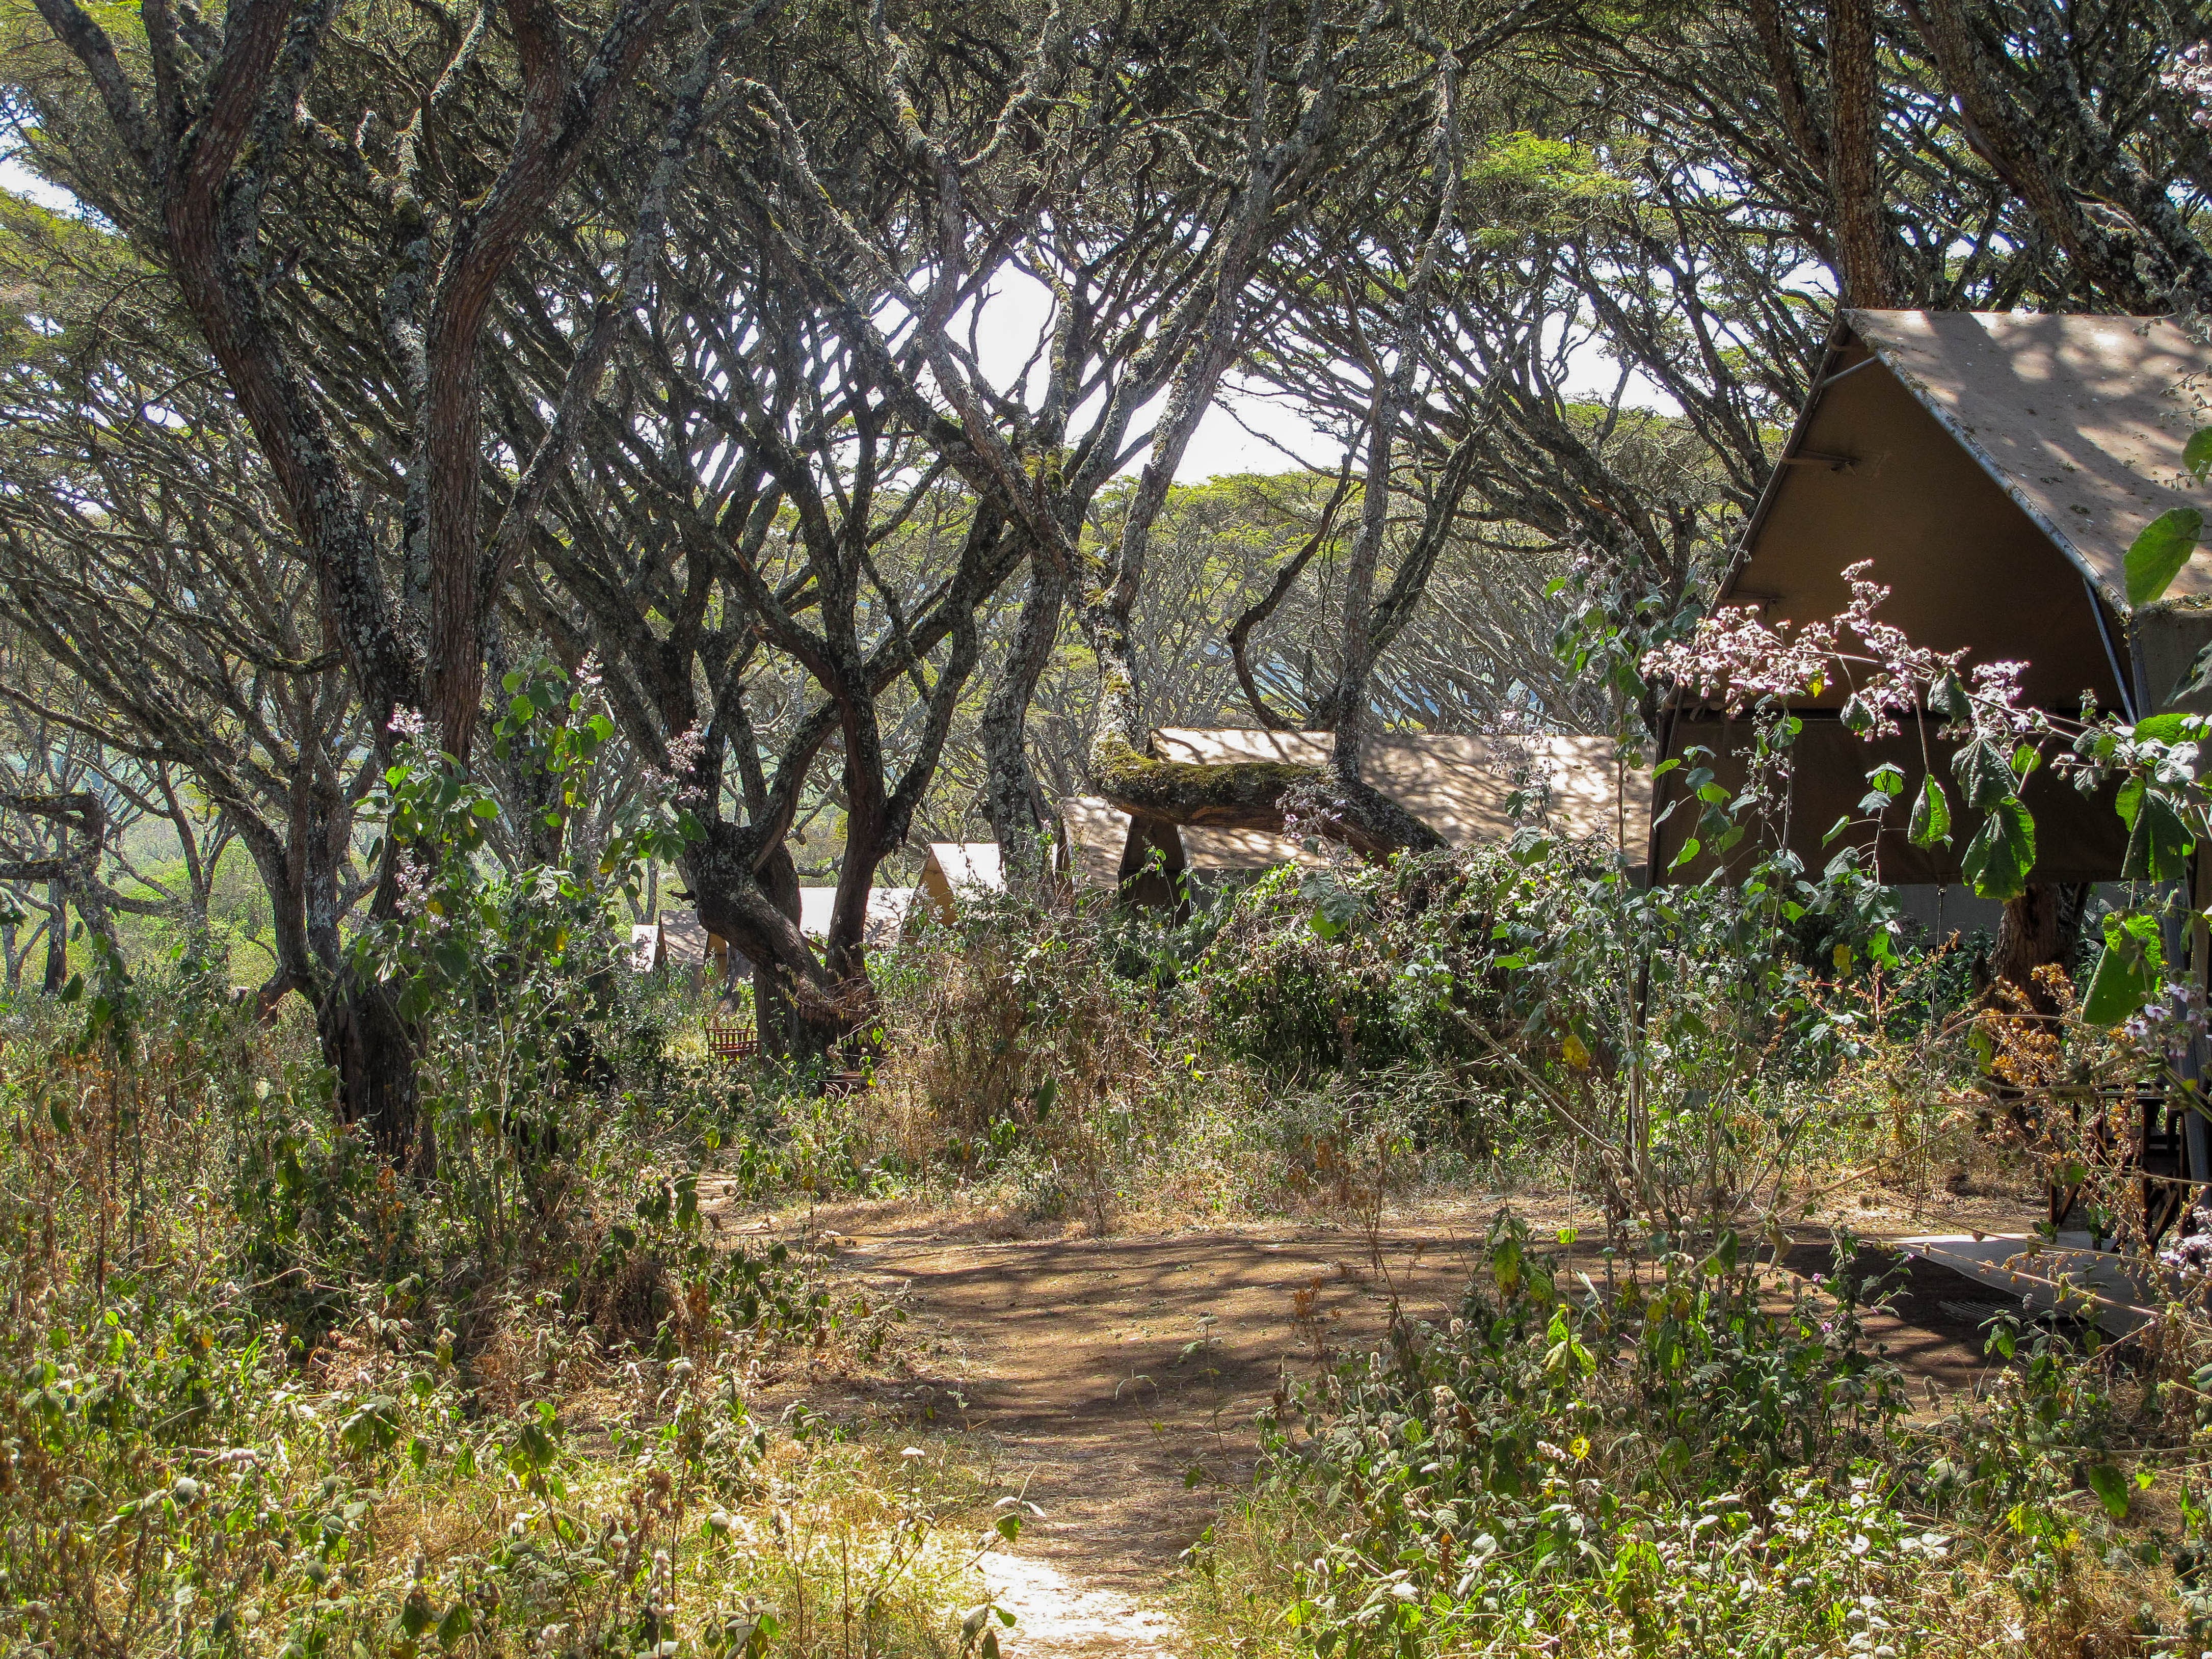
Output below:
[1151,728,1644,853]
[924,842,1003,892]
[659,911,712,966]
[1062,796,1136,891]
[1060,730,1646,887]
[1664,309,2212,884]
[1708,311,2212,716]
[798,886,913,945]
[1822,310,2212,609]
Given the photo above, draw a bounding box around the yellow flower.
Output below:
[1562,1033,1590,1071]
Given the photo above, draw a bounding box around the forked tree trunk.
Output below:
[682,824,840,1062]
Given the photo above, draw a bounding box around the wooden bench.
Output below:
[703,1023,871,1091]
[706,1023,760,1060]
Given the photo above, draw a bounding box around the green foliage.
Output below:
[1225,1221,1919,1658]
[0,939,934,1655]
[353,663,700,1254]
[2126,507,2204,607]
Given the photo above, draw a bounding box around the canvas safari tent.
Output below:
[911,842,1005,927]
[797,886,914,948]
[1648,309,2212,1224]
[627,910,737,991]
[1651,309,2212,888]
[627,890,912,989]
[1064,727,1649,904]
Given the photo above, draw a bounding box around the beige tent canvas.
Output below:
[1652,309,2212,884]
[913,842,1005,925]
[658,911,719,970]
[798,886,914,948]
[1063,727,1648,900]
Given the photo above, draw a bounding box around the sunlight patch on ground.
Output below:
[980,1553,1183,1659]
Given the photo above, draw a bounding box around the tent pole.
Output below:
[2085,577,2137,723]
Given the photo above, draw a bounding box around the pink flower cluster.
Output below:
[393,851,433,919]
[652,720,711,806]
[1641,564,1968,736]
[1970,661,2034,735]
[2165,43,2212,130]
[1639,607,1836,709]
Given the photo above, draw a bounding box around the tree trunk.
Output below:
[1912,0,2161,310]
[230,811,323,1020]
[41,881,66,993]
[317,967,422,1165]
[316,835,421,1166]
[750,843,824,1062]
[1825,0,1896,306]
[980,547,1065,884]
[1993,882,2091,1016]
[683,823,839,1061]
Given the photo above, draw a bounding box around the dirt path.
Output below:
[728,1198,2016,1656]
[837,1222,1481,1583]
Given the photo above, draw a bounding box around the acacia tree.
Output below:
[11,0,782,1155]
[706,1,1554,870]
[446,60,1034,1049]
[0,205,370,1016]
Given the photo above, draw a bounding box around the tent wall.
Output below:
[1727,348,2124,715]
[1651,716,2127,885]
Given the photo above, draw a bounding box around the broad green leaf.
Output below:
[2122,786,2194,882]
[2085,1463,2132,1521]
[1909,777,1952,848]
[2082,912,2167,1025]
[437,1600,474,1647]
[1952,738,2016,811]
[2125,506,2203,607]
[1961,797,2036,901]
[2188,425,2212,482]
[1493,1233,1523,1298]
[2134,712,2193,744]
[2082,943,2154,1026]
[1930,670,1974,724]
